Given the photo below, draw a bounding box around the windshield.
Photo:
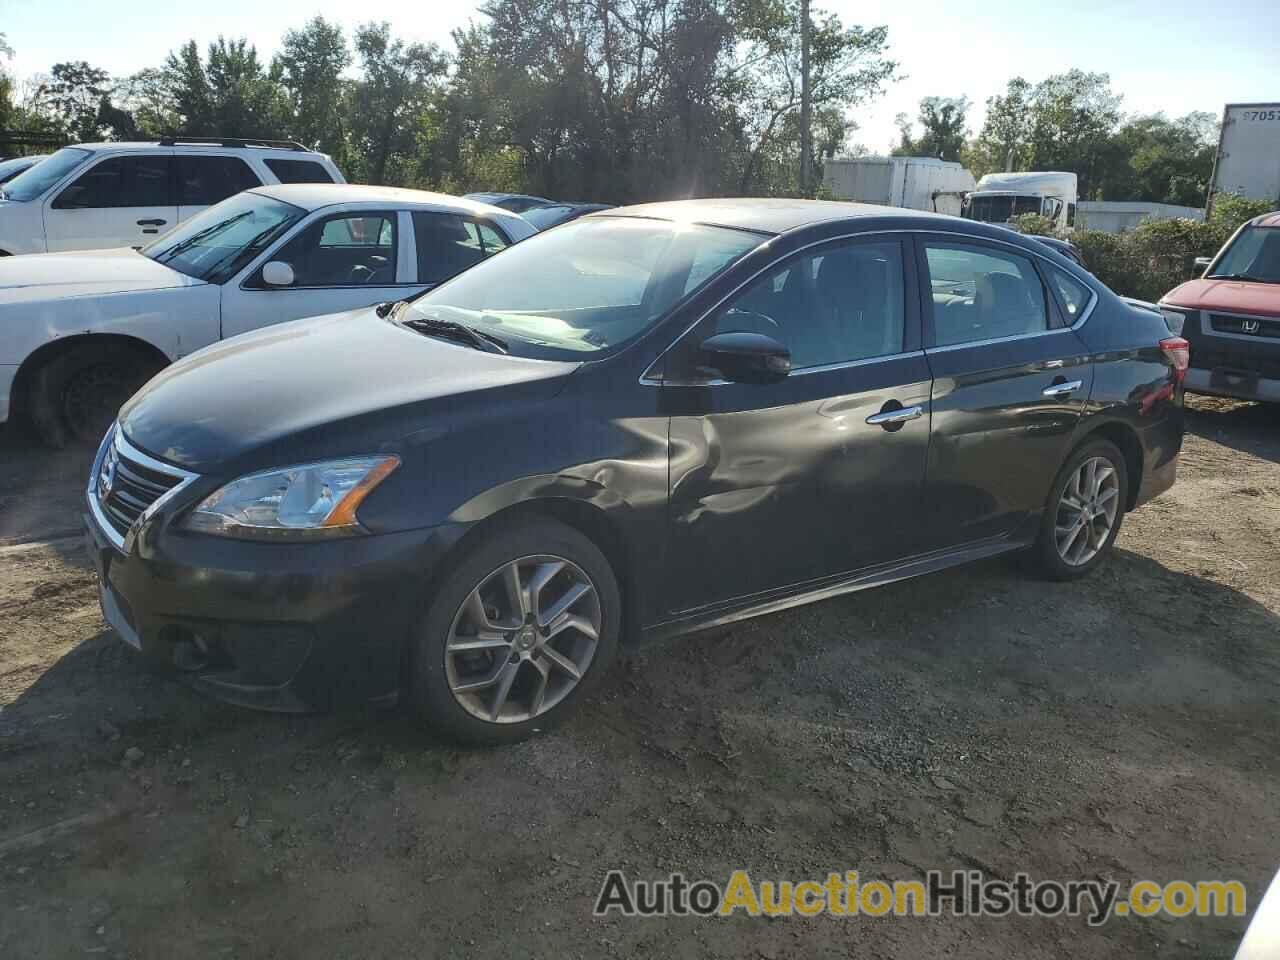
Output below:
[522,205,577,230]
[403,217,764,358]
[0,147,90,201]
[964,194,1046,224]
[143,192,306,283]
[1208,226,1280,283]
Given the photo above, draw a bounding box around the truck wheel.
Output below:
[28,343,161,448]
[408,518,621,745]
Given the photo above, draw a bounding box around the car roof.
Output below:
[465,192,551,203]
[1251,212,1280,228]
[249,182,521,218]
[590,197,943,235]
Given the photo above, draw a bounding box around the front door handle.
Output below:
[866,404,924,427]
[136,218,167,227]
[1042,379,1083,397]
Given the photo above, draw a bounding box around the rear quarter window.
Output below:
[264,158,336,184]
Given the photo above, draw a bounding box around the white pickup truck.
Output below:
[0,184,534,445]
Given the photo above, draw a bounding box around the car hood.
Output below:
[0,248,196,304]
[1163,277,1280,319]
[119,308,580,472]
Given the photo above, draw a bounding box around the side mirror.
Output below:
[261,261,296,287]
[1194,256,1213,274]
[698,331,791,384]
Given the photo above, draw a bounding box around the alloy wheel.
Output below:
[1054,456,1121,566]
[444,554,602,724]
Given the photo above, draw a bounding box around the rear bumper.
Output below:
[84,508,463,712]
[1185,366,1280,403]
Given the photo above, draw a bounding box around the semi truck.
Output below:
[1207,102,1280,212]
[822,156,976,216]
[961,171,1078,232]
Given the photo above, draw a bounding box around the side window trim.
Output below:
[917,232,1059,351]
[664,234,916,383]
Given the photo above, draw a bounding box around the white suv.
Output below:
[0,138,345,256]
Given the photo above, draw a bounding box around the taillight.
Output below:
[1160,336,1190,382]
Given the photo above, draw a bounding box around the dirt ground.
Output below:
[1,396,1277,959]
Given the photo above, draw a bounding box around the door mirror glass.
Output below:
[261,261,296,287]
[698,331,791,384]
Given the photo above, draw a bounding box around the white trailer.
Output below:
[962,171,1078,232]
[822,156,976,216]
[1076,200,1204,233]
[1208,102,1280,211]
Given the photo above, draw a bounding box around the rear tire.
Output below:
[1034,438,1128,580]
[28,343,162,448]
[408,518,621,745]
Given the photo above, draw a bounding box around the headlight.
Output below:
[184,456,400,540]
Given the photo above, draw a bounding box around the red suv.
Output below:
[1159,212,1280,403]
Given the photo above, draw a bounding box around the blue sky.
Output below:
[2,0,1277,152]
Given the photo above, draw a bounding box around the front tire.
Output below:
[1034,438,1128,580]
[29,343,161,447]
[408,518,621,745]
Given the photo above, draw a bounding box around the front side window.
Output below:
[1207,226,1280,283]
[143,192,306,283]
[413,212,509,283]
[263,212,398,287]
[53,155,172,209]
[703,239,907,370]
[403,217,762,358]
[925,242,1048,346]
[177,155,262,206]
[0,147,90,202]
[264,158,335,184]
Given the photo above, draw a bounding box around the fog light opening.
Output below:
[168,628,217,672]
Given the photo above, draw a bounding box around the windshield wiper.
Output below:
[1207,272,1278,284]
[401,315,508,354]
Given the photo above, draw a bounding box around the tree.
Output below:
[968,77,1033,176]
[1024,69,1122,197]
[733,3,897,193]
[161,37,290,138]
[1096,111,1217,205]
[349,22,448,185]
[0,33,14,132]
[893,95,969,160]
[109,69,180,138]
[42,61,109,141]
[274,17,350,157]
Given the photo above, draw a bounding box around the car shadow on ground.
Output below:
[1184,395,1279,463]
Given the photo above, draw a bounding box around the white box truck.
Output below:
[1207,102,1280,211]
[961,171,1078,232]
[822,156,976,216]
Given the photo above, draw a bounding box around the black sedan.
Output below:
[85,200,1187,743]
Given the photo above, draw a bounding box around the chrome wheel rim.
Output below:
[445,555,601,724]
[1055,456,1120,566]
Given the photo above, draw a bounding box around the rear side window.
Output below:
[177,155,262,206]
[264,158,336,184]
[413,212,508,283]
[1047,267,1093,323]
[924,242,1048,347]
[53,155,173,209]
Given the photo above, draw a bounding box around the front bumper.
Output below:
[84,507,458,712]
[1185,366,1280,403]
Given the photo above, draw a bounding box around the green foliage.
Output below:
[41,61,109,141]
[161,38,292,138]
[1008,213,1057,237]
[894,96,969,161]
[1209,192,1273,229]
[274,17,351,159]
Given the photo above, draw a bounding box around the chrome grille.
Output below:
[1209,312,1280,339]
[88,427,197,551]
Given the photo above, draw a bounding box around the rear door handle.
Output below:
[866,404,924,426]
[136,218,167,227]
[1042,379,1083,397]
